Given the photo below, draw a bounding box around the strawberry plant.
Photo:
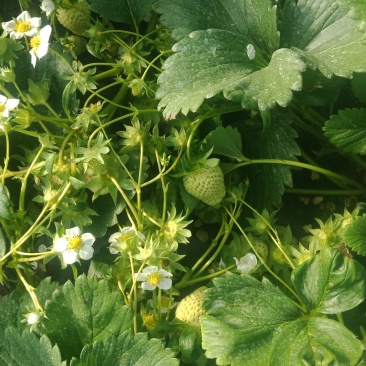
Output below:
[0,0,366,365]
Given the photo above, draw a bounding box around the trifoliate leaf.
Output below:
[241,112,300,209]
[343,215,366,256]
[0,327,65,366]
[282,0,366,78]
[323,109,366,154]
[70,332,179,366]
[155,0,279,52]
[204,126,245,161]
[40,275,132,360]
[201,273,302,366]
[89,0,155,25]
[0,37,23,66]
[292,247,366,314]
[201,272,363,366]
[269,317,364,366]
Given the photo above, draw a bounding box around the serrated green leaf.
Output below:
[241,113,300,209]
[323,108,366,154]
[224,48,306,111]
[155,0,279,52]
[204,126,245,161]
[40,275,132,360]
[343,215,366,255]
[201,272,302,366]
[89,0,155,25]
[0,327,66,366]
[0,291,22,329]
[201,272,363,366]
[0,183,13,220]
[282,0,366,78]
[351,72,366,104]
[70,332,179,366]
[270,318,363,366]
[292,247,366,314]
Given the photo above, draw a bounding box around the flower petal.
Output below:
[81,232,95,246]
[5,98,20,110]
[79,245,94,260]
[66,226,81,237]
[158,277,172,290]
[158,269,173,277]
[62,249,78,264]
[2,21,15,32]
[54,237,68,252]
[141,282,156,291]
[108,232,122,243]
[142,266,158,274]
[136,273,148,281]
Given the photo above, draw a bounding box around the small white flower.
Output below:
[0,94,19,118]
[246,44,256,60]
[136,266,173,291]
[41,0,56,16]
[27,312,40,325]
[108,226,145,254]
[54,226,95,265]
[2,11,41,39]
[29,25,52,67]
[234,253,257,274]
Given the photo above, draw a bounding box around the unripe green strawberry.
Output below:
[252,238,269,260]
[183,165,225,206]
[56,1,90,35]
[175,286,207,329]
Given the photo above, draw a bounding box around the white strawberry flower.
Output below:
[2,11,41,39]
[0,94,20,118]
[54,226,95,265]
[41,0,56,16]
[29,25,52,67]
[234,253,257,274]
[136,266,173,291]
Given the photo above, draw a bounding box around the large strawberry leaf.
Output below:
[0,327,66,366]
[292,247,366,314]
[241,113,300,209]
[70,332,179,366]
[201,272,363,365]
[38,275,132,360]
[281,0,366,78]
[323,109,366,154]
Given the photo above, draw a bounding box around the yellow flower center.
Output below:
[164,221,177,239]
[14,21,32,33]
[146,272,163,286]
[30,36,41,50]
[68,236,83,250]
[118,231,134,243]
[0,104,5,114]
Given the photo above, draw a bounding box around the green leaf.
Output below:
[202,273,302,365]
[0,291,22,329]
[89,0,155,25]
[204,126,245,161]
[241,112,300,209]
[337,0,366,22]
[292,247,366,314]
[323,109,366,154]
[155,0,279,52]
[201,272,363,366]
[351,72,366,104]
[70,332,179,366]
[0,327,66,366]
[224,48,306,111]
[270,317,364,366]
[343,215,366,255]
[0,227,6,258]
[40,275,132,360]
[282,0,366,78]
[0,183,13,220]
